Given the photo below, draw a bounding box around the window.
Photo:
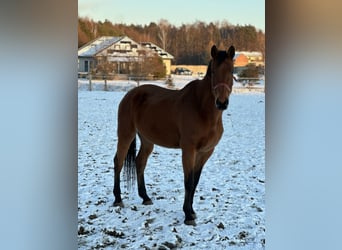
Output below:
[84,60,89,72]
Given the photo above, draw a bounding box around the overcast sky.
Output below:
[78,0,265,31]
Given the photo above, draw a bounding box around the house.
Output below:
[78,36,145,75]
[238,51,264,66]
[233,53,249,67]
[233,51,264,77]
[234,51,264,67]
[78,36,174,76]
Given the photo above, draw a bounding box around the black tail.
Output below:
[124,136,136,190]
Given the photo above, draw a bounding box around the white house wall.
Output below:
[78,57,95,72]
[78,36,174,75]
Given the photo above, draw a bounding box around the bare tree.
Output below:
[158,19,170,51]
[95,56,115,90]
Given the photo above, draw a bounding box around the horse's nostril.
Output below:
[215,99,229,110]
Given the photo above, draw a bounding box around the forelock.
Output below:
[216,50,228,64]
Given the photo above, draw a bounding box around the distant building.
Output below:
[233,51,264,67]
[78,36,174,75]
[140,42,174,76]
[238,51,264,66]
[234,53,249,67]
[233,51,264,77]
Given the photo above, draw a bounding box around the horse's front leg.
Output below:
[182,148,197,226]
[190,149,214,219]
[189,168,202,219]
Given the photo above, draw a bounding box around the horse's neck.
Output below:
[197,77,212,100]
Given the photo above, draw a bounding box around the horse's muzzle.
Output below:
[215,98,229,110]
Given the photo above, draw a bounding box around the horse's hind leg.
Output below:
[113,153,124,207]
[113,134,135,207]
[136,134,154,205]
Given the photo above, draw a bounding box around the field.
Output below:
[78,79,265,249]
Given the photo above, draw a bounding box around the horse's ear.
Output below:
[211,45,218,58]
[227,45,235,59]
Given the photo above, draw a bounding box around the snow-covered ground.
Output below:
[78,79,265,249]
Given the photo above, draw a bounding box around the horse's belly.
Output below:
[139,129,180,148]
[152,135,180,148]
[136,119,180,148]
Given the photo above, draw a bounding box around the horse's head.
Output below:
[210,45,235,111]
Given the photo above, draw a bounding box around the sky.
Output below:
[78,0,265,31]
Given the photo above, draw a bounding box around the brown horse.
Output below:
[113,45,235,225]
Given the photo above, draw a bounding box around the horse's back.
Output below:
[119,84,179,115]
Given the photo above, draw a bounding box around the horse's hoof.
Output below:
[142,199,153,205]
[184,219,196,226]
[113,201,124,208]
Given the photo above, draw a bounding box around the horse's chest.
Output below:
[197,124,223,152]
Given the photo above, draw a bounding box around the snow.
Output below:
[78,36,122,57]
[78,79,265,249]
